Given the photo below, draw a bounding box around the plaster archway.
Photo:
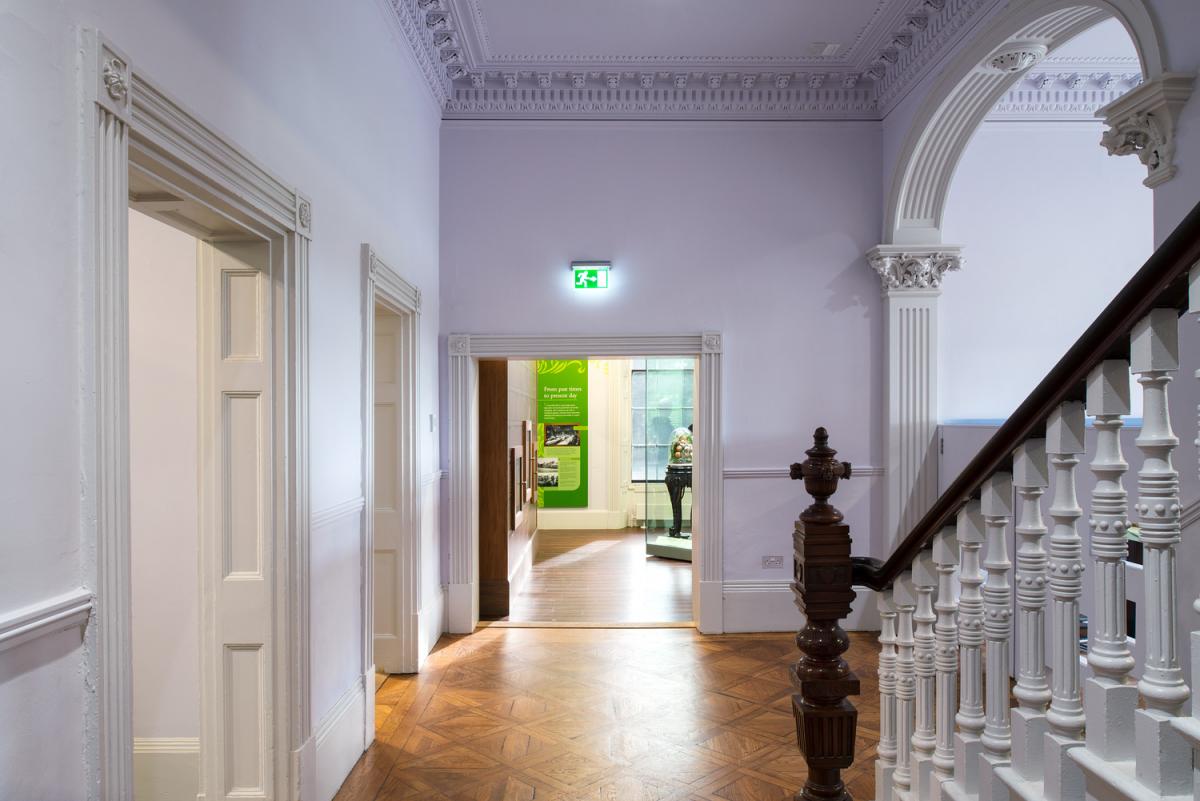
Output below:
[883,0,1165,245]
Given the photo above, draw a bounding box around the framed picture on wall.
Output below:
[522,420,535,502]
[508,448,517,530]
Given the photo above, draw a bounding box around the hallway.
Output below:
[335,628,879,801]
[507,530,693,624]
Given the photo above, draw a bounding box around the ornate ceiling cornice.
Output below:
[385,0,1135,121]
[986,57,1143,120]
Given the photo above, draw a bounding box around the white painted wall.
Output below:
[3,0,441,797]
[128,210,201,740]
[439,121,887,576]
[939,119,1153,421]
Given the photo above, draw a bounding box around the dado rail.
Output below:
[788,198,1200,801]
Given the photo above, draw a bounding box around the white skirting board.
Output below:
[313,676,367,801]
[722,581,880,633]
[132,739,199,801]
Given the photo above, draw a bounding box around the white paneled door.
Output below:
[374,307,411,673]
[198,240,274,801]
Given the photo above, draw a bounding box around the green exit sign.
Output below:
[572,262,610,289]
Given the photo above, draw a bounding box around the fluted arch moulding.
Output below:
[883,0,1164,245]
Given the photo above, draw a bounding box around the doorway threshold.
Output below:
[477,620,696,630]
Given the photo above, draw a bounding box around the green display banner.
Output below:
[536,360,588,508]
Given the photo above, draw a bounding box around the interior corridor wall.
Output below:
[128,210,201,741]
[3,0,442,797]
[439,121,887,599]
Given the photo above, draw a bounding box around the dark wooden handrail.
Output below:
[853,199,1200,593]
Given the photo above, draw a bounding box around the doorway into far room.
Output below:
[477,357,696,626]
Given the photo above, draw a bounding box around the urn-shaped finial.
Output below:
[790,427,852,524]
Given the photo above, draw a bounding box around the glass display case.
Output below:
[632,358,695,561]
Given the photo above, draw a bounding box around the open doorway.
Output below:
[477,357,697,625]
[127,197,276,799]
[363,245,424,690]
[128,209,202,801]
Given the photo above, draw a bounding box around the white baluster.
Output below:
[894,571,917,800]
[1011,440,1050,782]
[1166,269,1200,782]
[1131,309,1192,794]
[932,526,959,790]
[980,472,1014,801]
[954,501,986,797]
[878,590,898,801]
[1045,401,1086,801]
[913,551,938,801]
[1083,360,1138,763]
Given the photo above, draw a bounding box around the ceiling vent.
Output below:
[808,42,842,57]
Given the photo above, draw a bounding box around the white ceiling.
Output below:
[457,0,899,69]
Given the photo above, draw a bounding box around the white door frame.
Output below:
[86,32,310,800]
[445,333,725,634]
[361,244,423,702]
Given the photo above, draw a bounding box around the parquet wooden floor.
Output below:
[334,627,880,801]
[505,530,693,624]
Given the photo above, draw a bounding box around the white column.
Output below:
[932,526,960,788]
[1045,401,1085,801]
[913,552,938,801]
[980,472,1014,801]
[878,591,899,801]
[696,332,725,633]
[1131,309,1192,795]
[1083,360,1138,762]
[954,501,986,797]
[1011,440,1050,782]
[868,246,963,548]
[447,335,479,633]
[894,571,918,800]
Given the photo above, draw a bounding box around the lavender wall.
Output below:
[439,120,887,578]
[939,119,1153,421]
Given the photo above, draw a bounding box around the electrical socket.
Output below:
[762,555,784,569]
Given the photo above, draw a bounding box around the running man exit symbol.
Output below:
[571,262,610,289]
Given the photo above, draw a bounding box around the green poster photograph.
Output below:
[536,359,589,508]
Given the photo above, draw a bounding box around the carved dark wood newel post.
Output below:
[789,427,860,801]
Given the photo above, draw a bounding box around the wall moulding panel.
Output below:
[445,332,725,633]
[85,29,311,801]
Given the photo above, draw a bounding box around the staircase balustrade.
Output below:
[788,200,1200,801]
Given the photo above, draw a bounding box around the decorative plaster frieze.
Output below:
[382,0,453,103]
[868,246,964,291]
[987,62,1141,120]
[1096,73,1195,188]
[875,0,998,114]
[444,83,877,119]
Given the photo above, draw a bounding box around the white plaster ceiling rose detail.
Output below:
[983,41,1048,74]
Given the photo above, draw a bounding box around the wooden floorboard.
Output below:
[503,529,693,624]
[334,628,880,801]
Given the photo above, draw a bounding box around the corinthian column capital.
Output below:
[867,245,964,292]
